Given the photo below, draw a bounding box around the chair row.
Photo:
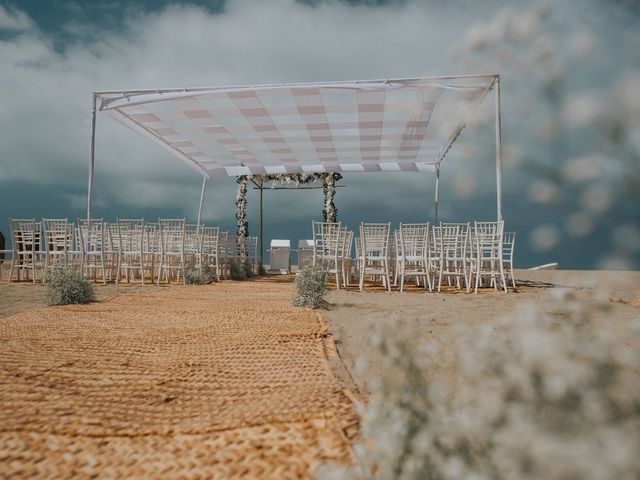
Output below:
[4,218,259,284]
[311,220,515,293]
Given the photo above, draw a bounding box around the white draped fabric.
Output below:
[96,76,496,178]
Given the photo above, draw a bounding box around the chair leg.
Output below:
[116,255,122,285]
[156,257,162,285]
[33,254,38,284]
[9,254,15,284]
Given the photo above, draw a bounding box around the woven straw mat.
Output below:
[0,282,359,479]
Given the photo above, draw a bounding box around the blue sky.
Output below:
[0,0,638,268]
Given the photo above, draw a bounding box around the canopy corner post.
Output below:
[87,93,97,220]
[259,178,264,269]
[196,176,207,227]
[434,164,440,225]
[495,74,504,222]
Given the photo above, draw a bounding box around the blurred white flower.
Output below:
[581,185,612,213]
[453,173,477,199]
[341,289,640,479]
[530,223,560,251]
[568,29,598,58]
[566,212,594,236]
[614,71,640,116]
[563,155,605,184]
[529,179,561,204]
[562,93,606,128]
[612,224,640,252]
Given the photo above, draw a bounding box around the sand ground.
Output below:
[1,270,638,477]
[324,269,640,393]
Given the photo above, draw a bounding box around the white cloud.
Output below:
[0,5,33,31]
[0,0,491,219]
[0,0,638,271]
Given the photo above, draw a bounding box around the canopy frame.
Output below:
[87,73,504,229]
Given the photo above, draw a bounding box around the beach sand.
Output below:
[1,270,638,477]
[324,269,640,393]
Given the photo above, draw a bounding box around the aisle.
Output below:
[0,281,358,479]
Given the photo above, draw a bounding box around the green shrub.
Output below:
[292,262,330,309]
[45,263,95,305]
[258,263,266,276]
[228,258,253,280]
[184,264,216,285]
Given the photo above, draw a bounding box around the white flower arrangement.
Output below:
[323,289,640,479]
[234,172,343,243]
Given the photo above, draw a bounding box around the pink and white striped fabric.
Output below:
[98,77,494,177]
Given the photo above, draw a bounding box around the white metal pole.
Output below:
[196,176,207,226]
[495,75,504,222]
[87,94,97,220]
[434,164,440,224]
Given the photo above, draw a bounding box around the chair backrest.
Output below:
[312,221,342,261]
[202,227,220,256]
[105,223,119,252]
[337,227,349,258]
[158,219,185,254]
[117,219,145,254]
[218,231,228,259]
[399,223,430,259]
[360,222,390,259]
[391,229,399,259]
[503,231,515,262]
[9,218,40,253]
[77,218,105,254]
[226,233,239,257]
[248,236,258,261]
[344,230,354,259]
[144,222,161,254]
[440,222,469,259]
[184,224,204,255]
[473,221,504,258]
[42,218,71,253]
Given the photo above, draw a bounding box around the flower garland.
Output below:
[322,173,339,222]
[235,176,249,256]
[234,172,343,244]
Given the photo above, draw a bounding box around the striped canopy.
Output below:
[97,76,496,178]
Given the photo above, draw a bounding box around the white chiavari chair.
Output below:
[143,222,161,284]
[435,222,471,292]
[42,218,74,282]
[341,229,354,287]
[158,218,186,285]
[398,223,432,292]
[503,231,516,288]
[116,219,145,284]
[358,222,391,292]
[217,231,228,279]
[184,224,204,269]
[312,221,342,289]
[77,218,107,284]
[472,221,507,293]
[392,229,400,286]
[202,226,220,281]
[248,236,258,274]
[8,218,42,283]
